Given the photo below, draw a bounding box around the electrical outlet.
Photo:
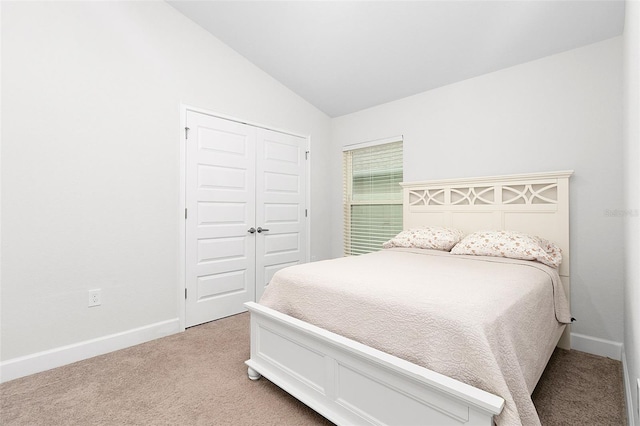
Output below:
[88,289,101,307]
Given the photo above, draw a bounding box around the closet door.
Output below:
[255,128,308,301]
[185,112,257,327]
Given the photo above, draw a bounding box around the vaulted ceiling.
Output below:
[168,1,625,117]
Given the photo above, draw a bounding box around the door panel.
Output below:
[186,111,256,327]
[185,112,308,325]
[255,128,308,301]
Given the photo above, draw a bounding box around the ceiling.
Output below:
[168,1,625,118]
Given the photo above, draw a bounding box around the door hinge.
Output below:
[305,209,308,217]
[185,127,190,140]
[185,208,187,219]
[305,151,309,160]
[185,288,187,299]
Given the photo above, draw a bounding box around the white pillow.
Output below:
[450,230,562,268]
[382,227,465,251]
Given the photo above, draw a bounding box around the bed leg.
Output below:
[248,366,262,381]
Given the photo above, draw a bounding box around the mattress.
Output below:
[259,248,571,426]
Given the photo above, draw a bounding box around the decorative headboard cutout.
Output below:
[408,182,560,207]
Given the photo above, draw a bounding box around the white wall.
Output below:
[623,1,640,423]
[1,1,332,365]
[332,38,624,345]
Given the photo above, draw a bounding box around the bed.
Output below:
[245,170,573,426]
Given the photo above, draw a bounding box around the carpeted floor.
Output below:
[532,346,627,425]
[0,313,626,425]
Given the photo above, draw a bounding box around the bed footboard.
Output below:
[245,302,504,425]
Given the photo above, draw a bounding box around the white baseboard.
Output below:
[570,332,623,360]
[622,350,637,426]
[0,318,181,383]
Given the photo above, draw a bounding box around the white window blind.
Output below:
[343,140,403,256]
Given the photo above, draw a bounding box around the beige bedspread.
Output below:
[259,248,571,426]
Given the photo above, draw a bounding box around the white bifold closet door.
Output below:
[185,111,307,327]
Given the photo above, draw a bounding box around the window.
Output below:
[343,139,403,256]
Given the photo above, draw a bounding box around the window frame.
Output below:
[342,137,403,256]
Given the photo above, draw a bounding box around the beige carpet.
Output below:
[532,346,627,425]
[0,313,626,425]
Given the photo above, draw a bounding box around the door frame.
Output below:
[178,104,311,331]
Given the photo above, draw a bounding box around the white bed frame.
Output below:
[245,170,573,425]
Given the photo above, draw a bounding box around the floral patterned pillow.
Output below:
[382,227,466,251]
[450,230,562,268]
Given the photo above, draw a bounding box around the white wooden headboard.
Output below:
[401,170,573,347]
